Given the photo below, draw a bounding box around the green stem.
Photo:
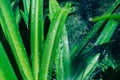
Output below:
[30,0,43,80]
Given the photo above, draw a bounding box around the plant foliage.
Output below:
[0,0,120,80]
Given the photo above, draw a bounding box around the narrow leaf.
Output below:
[0,42,18,80]
[11,0,21,24]
[39,7,72,80]
[30,0,43,80]
[89,14,120,22]
[95,19,118,45]
[22,0,30,15]
[0,0,34,80]
[70,0,120,60]
[77,54,100,80]
[49,1,71,80]
[20,10,28,28]
[55,25,71,80]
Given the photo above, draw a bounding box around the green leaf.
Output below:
[30,0,44,80]
[15,7,21,24]
[49,0,60,21]
[70,0,120,61]
[20,10,28,28]
[22,0,30,15]
[55,25,71,80]
[95,19,118,45]
[0,42,18,80]
[49,1,71,80]
[79,19,118,56]
[89,14,120,22]
[39,6,73,80]
[76,54,100,80]
[0,0,34,80]
[77,20,118,80]
[11,0,21,24]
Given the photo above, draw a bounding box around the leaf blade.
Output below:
[0,42,18,80]
[95,19,118,45]
[30,0,44,80]
[70,0,120,60]
[0,0,34,80]
[39,7,72,80]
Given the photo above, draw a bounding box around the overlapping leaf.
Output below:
[39,0,73,79]
[0,0,33,79]
[0,42,18,80]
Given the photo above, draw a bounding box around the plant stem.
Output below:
[30,0,44,80]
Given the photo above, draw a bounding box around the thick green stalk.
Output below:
[0,0,34,80]
[30,0,43,80]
